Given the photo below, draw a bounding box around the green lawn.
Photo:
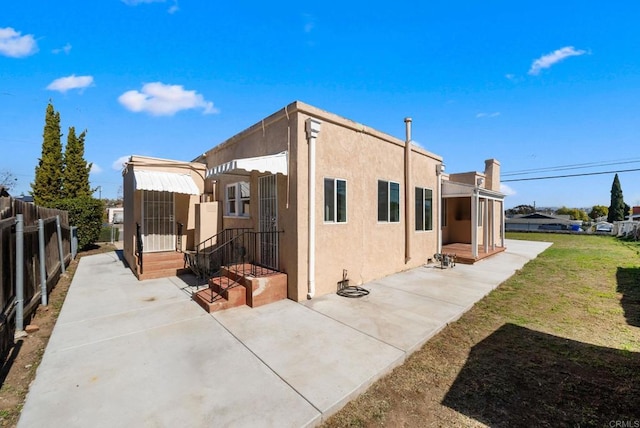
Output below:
[323,233,640,427]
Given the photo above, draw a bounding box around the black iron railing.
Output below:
[185,228,251,278]
[184,228,282,279]
[135,223,143,275]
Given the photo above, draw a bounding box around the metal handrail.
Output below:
[184,227,283,281]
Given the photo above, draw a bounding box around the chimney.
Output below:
[484,159,501,192]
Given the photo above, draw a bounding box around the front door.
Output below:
[142,190,175,252]
[258,175,278,269]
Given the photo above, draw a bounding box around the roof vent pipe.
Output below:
[404,117,412,263]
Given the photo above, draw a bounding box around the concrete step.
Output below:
[209,276,241,295]
[193,284,246,313]
[137,267,191,281]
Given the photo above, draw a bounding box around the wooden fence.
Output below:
[0,197,76,359]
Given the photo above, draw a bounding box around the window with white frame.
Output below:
[378,180,400,222]
[324,178,347,223]
[226,182,250,217]
[415,187,433,231]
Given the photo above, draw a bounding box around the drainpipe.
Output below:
[437,164,444,253]
[306,118,321,299]
[404,117,412,263]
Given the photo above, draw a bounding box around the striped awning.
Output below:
[133,170,200,195]
[206,151,288,178]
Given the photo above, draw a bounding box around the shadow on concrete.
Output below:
[442,324,640,427]
[169,273,209,297]
[114,250,129,269]
[616,267,640,327]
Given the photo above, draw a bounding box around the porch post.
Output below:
[471,190,478,258]
[500,200,506,247]
[484,197,489,254]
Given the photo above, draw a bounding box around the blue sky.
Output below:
[2,1,640,209]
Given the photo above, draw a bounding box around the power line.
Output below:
[502,167,640,182]
[502,158,640,177]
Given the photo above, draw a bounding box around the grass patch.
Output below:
[323,233,640,427]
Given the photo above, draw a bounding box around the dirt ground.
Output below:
[0,243,116,427]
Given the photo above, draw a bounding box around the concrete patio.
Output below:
[17,239,551,427]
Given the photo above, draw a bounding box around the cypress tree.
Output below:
[607,173,626,222]
[31,102,63,207]
[62,127,92,198]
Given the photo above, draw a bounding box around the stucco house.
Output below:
[122,101,505,310]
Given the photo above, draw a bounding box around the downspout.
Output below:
[404,118,412,263]
[437,164,444,253]
[305,118,321,299]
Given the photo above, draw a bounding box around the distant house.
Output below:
[505,212,582,232]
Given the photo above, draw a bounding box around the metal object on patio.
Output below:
[337,269,369,298]
[434,252,457,269]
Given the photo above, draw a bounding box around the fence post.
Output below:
[15,214,24,332]
[56,215,65,274]
[71,226,78,259]
[38,219,47,306]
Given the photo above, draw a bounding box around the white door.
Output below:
[142,190,175,252]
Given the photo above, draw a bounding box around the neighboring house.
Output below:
[505,212,582,232]
[107,207,124,224]
[122,101,506,304]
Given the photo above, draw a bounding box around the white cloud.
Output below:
[112,156,130,171]
[118,82,218,116]
[476,112,500,118]
[90,163,103,174]
[123,0,179,13]
[0,27,38,58]
[501,183,516,196]
[528,46,587,76]
[52,43,72,55]
[46,75,94,93]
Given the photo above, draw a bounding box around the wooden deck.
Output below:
[441,243,506,264]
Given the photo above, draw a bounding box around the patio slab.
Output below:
[18,238,551,427]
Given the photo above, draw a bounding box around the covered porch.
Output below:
[441,180,506,263]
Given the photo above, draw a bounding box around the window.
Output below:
[378,180,400,222]
[324,178,347,223]
[442,199,447,227]
[226,182,250,217]
[415,187,433,231]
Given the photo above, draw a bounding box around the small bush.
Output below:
[99,226,119,242]
[55,197,104,249]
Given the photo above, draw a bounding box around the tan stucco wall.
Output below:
[202,110,302,300]
[199,102,443,301]
[294,106,443,300]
